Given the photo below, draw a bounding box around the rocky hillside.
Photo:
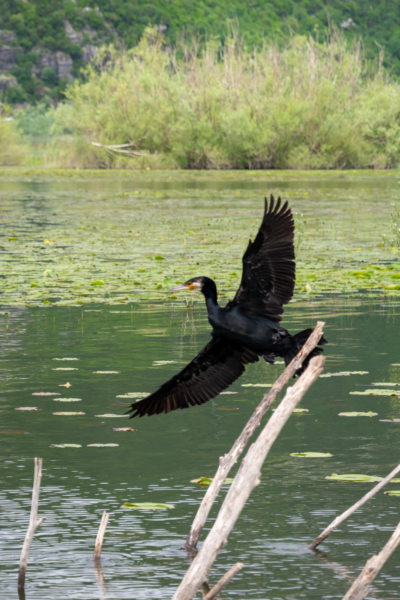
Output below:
[1,0,400,105]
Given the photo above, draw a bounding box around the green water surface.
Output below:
[1,171,399,599]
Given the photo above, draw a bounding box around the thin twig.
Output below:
[342,520,400,600]
[94,510,110,561]
[202,563,244,600]
[18,457,45,595]
[309,463,400,550]
[172,354,325,600]
[185,321,325,550]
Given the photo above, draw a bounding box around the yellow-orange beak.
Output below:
[169,283,192,292]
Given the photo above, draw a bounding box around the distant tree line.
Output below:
[0,0,400,105]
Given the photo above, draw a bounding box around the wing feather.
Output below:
[230,195,295,320]
[127,337,259,417]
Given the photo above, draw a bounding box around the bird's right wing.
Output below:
[230,195,295,321]
[127,337,259,417]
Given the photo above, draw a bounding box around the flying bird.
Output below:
[128,195,326,418]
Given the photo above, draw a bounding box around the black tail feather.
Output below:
[283,328,327,376]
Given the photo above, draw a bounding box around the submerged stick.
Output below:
[185,321,325,551]
[202,562,244,600]
[342,520,400,600]
[94,510,110,561]
[309,462,400,550]
[173,354,325,600]
[18,457,45,595]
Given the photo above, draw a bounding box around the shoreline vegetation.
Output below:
[2,29,400,170]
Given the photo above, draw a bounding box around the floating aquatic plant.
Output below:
[122,502,174,510]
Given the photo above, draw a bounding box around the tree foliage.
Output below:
[1,0,400,104]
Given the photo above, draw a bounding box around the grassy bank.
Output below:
[43,29,400,170]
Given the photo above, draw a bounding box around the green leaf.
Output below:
[191,476,234,487]
[326,473,383,483]
[122,502,174,510]
[384,490,400,496]
[290,452,333,458]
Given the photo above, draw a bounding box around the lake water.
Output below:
[0,171,399,599]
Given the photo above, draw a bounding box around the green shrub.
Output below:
[0,107,27,165]
[50,29,400,169]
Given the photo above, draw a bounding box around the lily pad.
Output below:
[241,383,272,388]
[384,490,400,496]
[290,452,332,458]
[338,411,378,417]
[53,397,82,402]
[152,360,179,366]
[321,371,369,377]
[50,443,82,448]
[326,473,383,483]
[53,411,85,416]
[191,476,234,487]
[122,502,174,510]
[116,392,148,398]
[113,427,136,432]
[93,370,120,374]
[95,413,124,418]
[87,443,119,447]
[349,389,400,396]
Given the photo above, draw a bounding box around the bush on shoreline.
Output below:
[5,29,400,170]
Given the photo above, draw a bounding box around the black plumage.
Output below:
[128,195,326,418]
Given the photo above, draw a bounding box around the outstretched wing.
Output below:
[230,195,295,321]
[127,337,259,417]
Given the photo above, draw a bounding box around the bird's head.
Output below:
[170,276,217,301]
[170,276,207,292]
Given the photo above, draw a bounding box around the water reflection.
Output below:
[0,297,399,599]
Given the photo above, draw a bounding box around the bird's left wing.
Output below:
[127,336,259,417]
[230,195,295,321]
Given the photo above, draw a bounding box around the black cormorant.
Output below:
[128,195,326,418]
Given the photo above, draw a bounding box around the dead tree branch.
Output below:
[342,520,400,600]
[185,321,325,551]
[18,457,45,596]
[91,141,145,157]
[172,354,325,600]
[309,463,400,550]
[202,563,244,600]
[94,510,110,562]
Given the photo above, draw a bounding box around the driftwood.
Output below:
[309,462,400,550]
[342,520,400,600]
[94,510,110,561]
[18,457,45,597]
[172,353,325,600]
[91,141,145,157]
[185,321,326,551]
